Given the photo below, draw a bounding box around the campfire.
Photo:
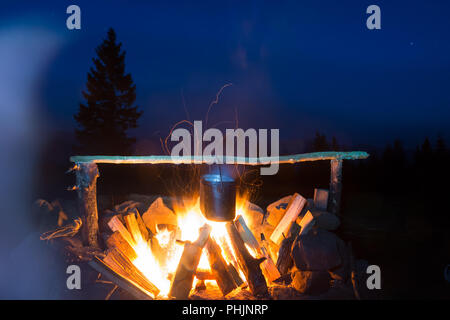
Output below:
[99,192,276,299]
[41,151,369,300]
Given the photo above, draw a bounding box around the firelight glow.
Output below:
[128,195,252,298]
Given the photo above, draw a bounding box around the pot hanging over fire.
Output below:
[199,173,236,222]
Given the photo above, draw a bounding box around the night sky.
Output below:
[2,0,450,150]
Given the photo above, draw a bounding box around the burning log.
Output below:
[205,237,238,296]
[169,224,212,299]
[76,162,100,247]
[270,193,306,245]
[105,247,160,298]
[106,231,138,261]
[235,215,280,283]
[195,270,215,281]
[226,222,268,297]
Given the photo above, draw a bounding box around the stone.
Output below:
[291,269,330,295]
[309,209,340,231]
[142,197,177,234]
[269,285,304,300]
[328,238,350,281]
[291,228,342,271]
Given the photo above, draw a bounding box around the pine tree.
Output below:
[312,131,329,152]
[74,28,142,155]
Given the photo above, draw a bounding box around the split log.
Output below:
[226,264,244,287]
[106,231,137,261]
[276,223,300,275]
[313,188,329,210]
[270,193,306,245]
[124,213,144,245]
[76,162,100,247]
[108,215,135,246]
[89,257,152,300]
[105,248,160,298]
[235,215,280,283]
[298,210,315,236]
[135,209,149,241]
[328,159,343,216]
[205,237,238,296]
[169,224,211,299]
[235,215,260,252]
[226,222,268,297]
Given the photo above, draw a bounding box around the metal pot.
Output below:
[199,174,236,222]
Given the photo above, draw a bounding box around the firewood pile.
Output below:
[41,188,363,300]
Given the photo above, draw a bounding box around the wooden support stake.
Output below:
[328,159,343,216]
[76,162,99,247]
[169,224,211,299]
[270,193,306,245]
[205,237,238,296]
[226,222,268,297]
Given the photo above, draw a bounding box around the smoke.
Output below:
[0,24,64,298]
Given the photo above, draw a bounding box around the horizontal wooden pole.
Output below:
[70,151,369,165]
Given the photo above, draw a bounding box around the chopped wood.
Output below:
[313,188,329,210]
[135,210,149,241]
[105,248,160,298]
[124,213,144,245]
[226,222,268,297]
[235,215,280,283]
[108,215,135,247]
[266,195,292,227]
[169,224,212,299]
[106,231,138,261]
[205,237,238,296]
[298,210,315,236]
[89,257,153,300]
[270,193,307,245]
[235,215,260,252]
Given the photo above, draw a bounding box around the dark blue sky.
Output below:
[2,0,450,150]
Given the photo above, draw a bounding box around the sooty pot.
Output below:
[199,174,236,222]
